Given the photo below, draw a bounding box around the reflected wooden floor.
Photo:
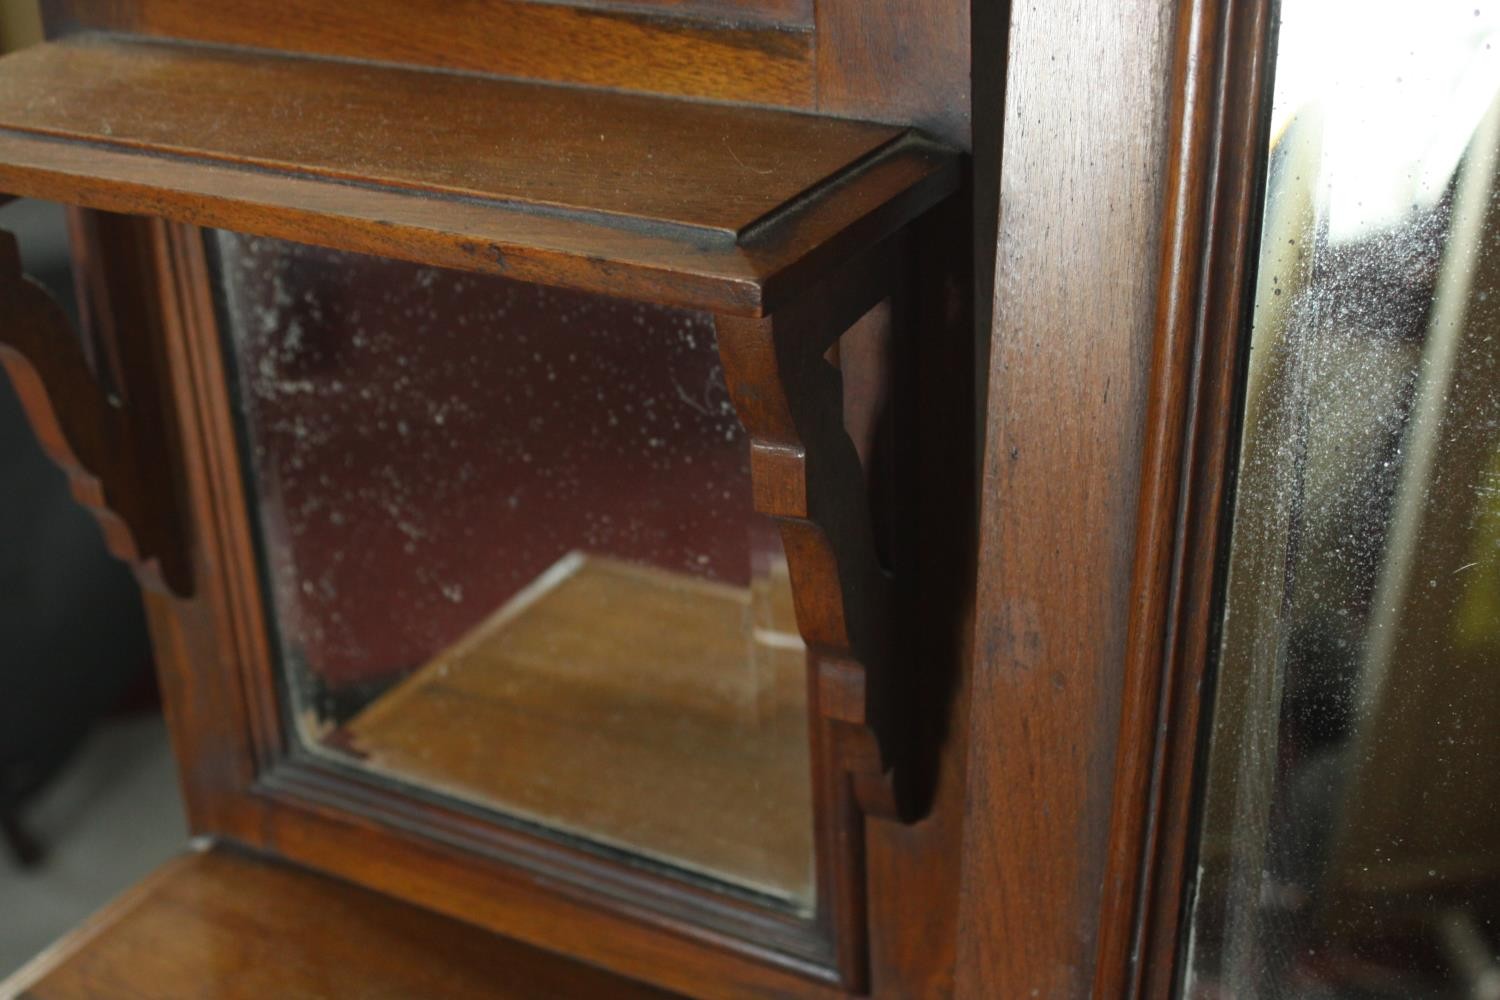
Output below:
[333,553,815,908]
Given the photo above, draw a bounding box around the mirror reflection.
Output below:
[1184,3,1500,996]
[211,233,815,912]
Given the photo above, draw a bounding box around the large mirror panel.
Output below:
[1183,3,1500,996]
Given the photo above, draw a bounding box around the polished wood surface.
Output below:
[0,0,988,995]
[1091,1,1278,995]
[338,553,815,908]
[955,1,1181,997]
[803,8,979,989]
[0,126,953,318]
[715,241,919,990]
[0,36,958,316]
[1,846,682,1000]
[0,0,1315,992]
[815,0,972,148]
[42,0,973,149]
[859,194,978,1000]
[607,0,814,26]
[0,37,892,238]
[43,0,816,106]
[107,217,904,996]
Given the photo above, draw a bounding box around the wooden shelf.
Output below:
[0,845,680,999]
[0,34,958,315]
[0,31,950,991]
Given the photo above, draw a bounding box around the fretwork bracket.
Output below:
[0,219,193,597]
[715,235,922,826]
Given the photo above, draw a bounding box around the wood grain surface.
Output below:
[596,0,814,27]
[0,211,192,596]
[816,0,972,148]
[0,37,957,316]
[42,0,815,106]
[1090,0,1278,995]
[956,1,1180,996]
[1,846,682,1000]
[0,37,893,239]
[0,1,986,995]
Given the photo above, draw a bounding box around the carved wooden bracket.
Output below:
[715,237,920,825]
[0,220,192,596]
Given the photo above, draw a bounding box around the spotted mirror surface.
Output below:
[1182,3,1500,995]
[209,232,815,913]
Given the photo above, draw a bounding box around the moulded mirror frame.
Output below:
[0,203,935,999]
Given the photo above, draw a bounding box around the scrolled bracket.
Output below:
[715,236,921,825]
[0,222,192,597]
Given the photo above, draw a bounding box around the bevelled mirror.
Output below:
[1183,2,1500,995]
[209,232,824,913]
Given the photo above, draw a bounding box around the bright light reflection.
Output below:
[1273,1,1500,241]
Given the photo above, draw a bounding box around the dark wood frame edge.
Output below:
[1091,0,1279,995]
[151,218,864,998]
[139,213,942,997]
[0,0,978,995]
[0,200,946,1000]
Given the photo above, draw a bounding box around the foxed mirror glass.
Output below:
[209,232,817,913]
[1183,2,1500,996]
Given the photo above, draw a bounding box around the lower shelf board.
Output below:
[1,844,680,1000]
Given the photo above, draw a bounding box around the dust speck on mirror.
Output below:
[1183,3,1500,997]
[209,232,818,915]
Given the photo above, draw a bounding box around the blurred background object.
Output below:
[0,199,156,867]
[0,0,37,54]
[0,0,186,968]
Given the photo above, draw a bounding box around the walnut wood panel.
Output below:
[1091,1,1278,996]
[0,846,682,1000]
[0,37,959,316]
[838,52,980,995]
[0,38,891,239]
[35,158,964,999]
[137,217,855,1000]
[860,192,977,1000]
[0,131,953,320]
[816,0,972,149]
[955,1,1180,996]
[42,0,815,106]
[594,0,814,27]
[0,1,985,995]
[717,241,917,822]
[714,235,933,990]
[0,211,191,596]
